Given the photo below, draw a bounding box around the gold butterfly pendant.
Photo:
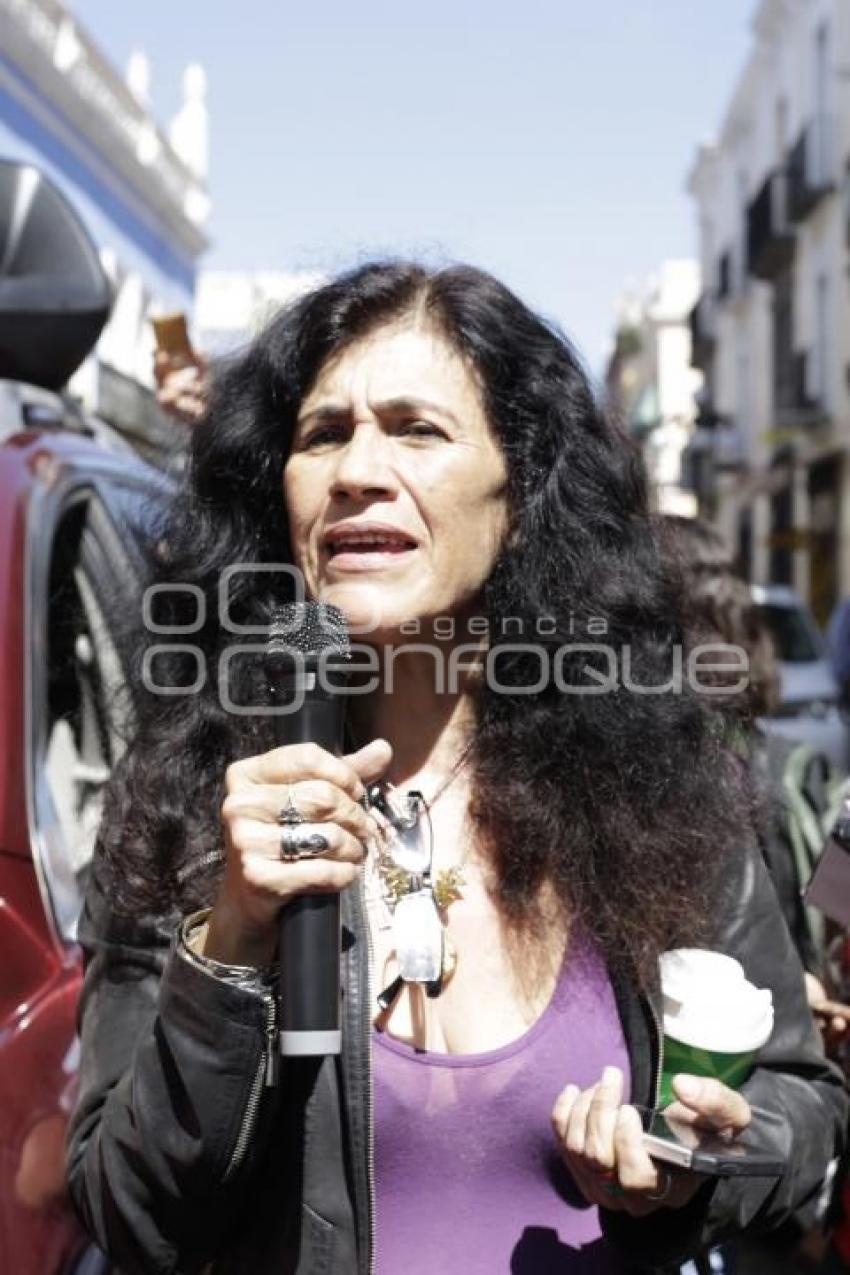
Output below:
[382,865,465,911]
[433,867,465,910]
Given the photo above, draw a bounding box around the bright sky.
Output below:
[68,0,753,376]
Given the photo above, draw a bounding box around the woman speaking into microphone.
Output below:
[67,262,845,1274]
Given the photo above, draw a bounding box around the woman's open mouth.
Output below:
[323,525,419,572]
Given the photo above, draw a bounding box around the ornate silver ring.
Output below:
[280,827,330,862]
[278,785,305,827]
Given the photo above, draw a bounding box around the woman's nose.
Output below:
[329,424,398,501]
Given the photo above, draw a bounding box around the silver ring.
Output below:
[278,785,305,827]
[645,1166,673,1202]
[280,827,330,861]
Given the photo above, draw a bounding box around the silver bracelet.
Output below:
[177,908,278,989]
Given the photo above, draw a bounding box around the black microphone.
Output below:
[266,601,352,1056]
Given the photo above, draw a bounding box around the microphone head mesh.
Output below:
[268,601,351,659]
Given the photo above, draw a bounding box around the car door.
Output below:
[0,461,165,1275]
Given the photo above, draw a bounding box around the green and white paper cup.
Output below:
[657,949,774,1110]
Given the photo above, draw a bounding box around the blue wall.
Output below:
[0,53,199,311]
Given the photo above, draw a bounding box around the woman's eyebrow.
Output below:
[295,404,349,429]
[373,396,459,425]
[296,396,460,429]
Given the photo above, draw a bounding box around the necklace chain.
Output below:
[387,738,473,813]
[345,724,472,811]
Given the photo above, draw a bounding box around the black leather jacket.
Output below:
[67,841,847,1275]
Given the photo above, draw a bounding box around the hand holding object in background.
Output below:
[805,970,850,1057]
[151,312,209,426]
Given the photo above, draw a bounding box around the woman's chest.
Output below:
[365,865,567,1055]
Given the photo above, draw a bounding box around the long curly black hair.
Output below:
[98,260,745,981]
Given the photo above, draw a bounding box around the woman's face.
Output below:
[283,321,509,639]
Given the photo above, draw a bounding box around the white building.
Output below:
[0,0,210,461]
[686,0,850,625]
[605,260,701,517]
[194,270,326,357]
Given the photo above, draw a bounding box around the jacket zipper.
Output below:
[362,874,377,1275]
[223,992,278,1182]
[646,990,663,1111]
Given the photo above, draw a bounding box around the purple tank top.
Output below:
[372,931,631,1274]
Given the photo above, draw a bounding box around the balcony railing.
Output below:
[787,115,835,222]
[747,170,795,281]
[680,428,715,503]
[692,400,723,432]
[713,419,746,472]
[774,350,827,429]
[689,293,716,371]
[716,245,746,303]
[680,408,744,507]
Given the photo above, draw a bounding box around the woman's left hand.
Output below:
[551,1066,751,1216]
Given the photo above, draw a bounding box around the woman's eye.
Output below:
[302,425,346,449]
[398,419,444,438]
[298,419,445,448]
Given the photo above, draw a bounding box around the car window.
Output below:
[757,603,822,664]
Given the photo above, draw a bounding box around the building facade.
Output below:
[605,259,701,518]
[194,270,326,357]
[686,0,850,624]
[0,0,209,462]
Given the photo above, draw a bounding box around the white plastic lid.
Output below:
[659,947,774,1054]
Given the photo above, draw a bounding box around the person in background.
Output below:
[153,345,209,426]
[662,514,850,1274]
[661,518,819,967]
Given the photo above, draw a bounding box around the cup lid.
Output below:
[660,948,774,1054]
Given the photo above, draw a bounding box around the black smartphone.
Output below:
[637,1105,789,1177]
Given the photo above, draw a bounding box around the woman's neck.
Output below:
[349,642,479,787]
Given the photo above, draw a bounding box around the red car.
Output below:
[0,160,173,1274]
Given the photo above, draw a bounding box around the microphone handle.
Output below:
[273,693,347,1057]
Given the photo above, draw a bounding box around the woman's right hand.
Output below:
[203,739,392,967]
